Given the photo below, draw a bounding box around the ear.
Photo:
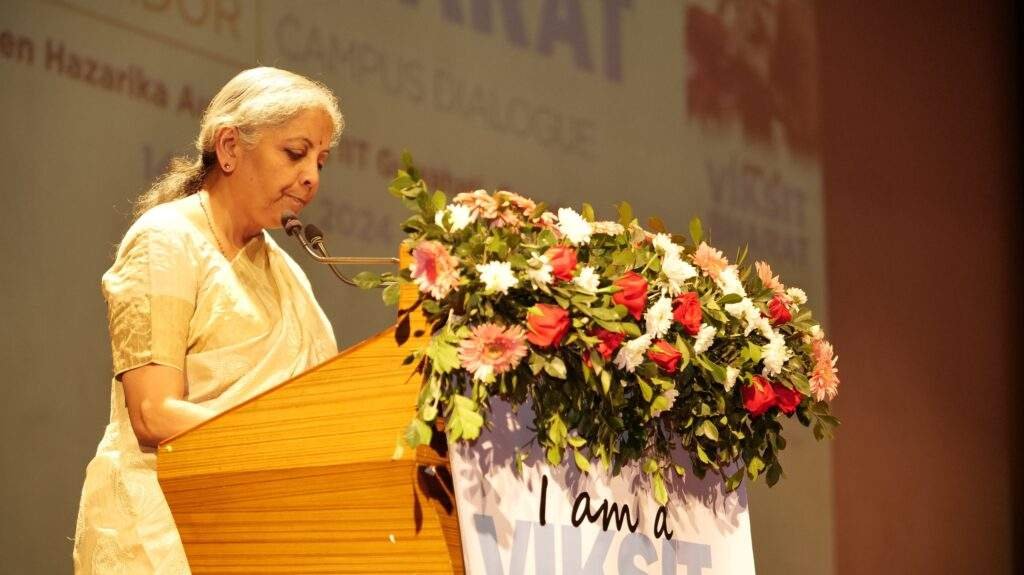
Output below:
[214,126,239,173]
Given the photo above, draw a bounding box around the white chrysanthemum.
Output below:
[448,204,475,231]
[614,334,653,372]
[527,253,553,288]
[433,204,475,232]
[725,366,740,392]
[761,332,793,376]
[809,324,825,340]
[692,324,717,354]
[573,266,601,293]
[651,389,679,417]
[645,296,674,338]
[652,233,683,258]
[754,317,774,340]
[556,207,593,245]
[476,261,518,294]
[716,266,747,297]
[786,287,807,306]
[725,297,761,335]
[661,252,698,296]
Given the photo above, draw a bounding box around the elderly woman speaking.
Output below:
[72,67,343,573]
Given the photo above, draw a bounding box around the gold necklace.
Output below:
[199,191,227,257]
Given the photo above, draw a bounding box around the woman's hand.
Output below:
[121,364,217,448]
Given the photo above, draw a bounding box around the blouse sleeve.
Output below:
[101,215,198,379]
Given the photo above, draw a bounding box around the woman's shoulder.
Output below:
[120,196,204,251]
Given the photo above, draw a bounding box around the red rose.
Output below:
[768,295,792,326]
[647,340,682,373]
[672,292,703,336]
[613,271,649,320]
[772,382,803,415]
[592,327,625,360]
[526,304,570,348]
[743,375,778,417]
[545,246,578,282]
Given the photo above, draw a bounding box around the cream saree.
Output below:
[73,193,337,574]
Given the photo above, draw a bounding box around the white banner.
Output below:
[449,401,755,574]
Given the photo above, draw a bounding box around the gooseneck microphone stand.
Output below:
[281,211,399,286]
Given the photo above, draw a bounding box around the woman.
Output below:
[73,67,343,573]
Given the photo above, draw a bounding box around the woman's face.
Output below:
[232,107,334,231]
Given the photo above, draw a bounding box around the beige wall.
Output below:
[820,1,1020,573]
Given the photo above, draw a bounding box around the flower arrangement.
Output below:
[360,155,840,503]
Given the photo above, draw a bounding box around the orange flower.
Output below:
[691,242,729,280]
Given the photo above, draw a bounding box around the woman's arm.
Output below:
[121,364,217,448]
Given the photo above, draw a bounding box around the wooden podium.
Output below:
[157,255,463,573]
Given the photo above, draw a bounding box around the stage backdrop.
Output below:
[0,2,828,572]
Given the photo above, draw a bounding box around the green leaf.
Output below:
[432,190,447,212]
[725,467,745,492]
[547,446,563,466]
[382,283,401,306]
[652,471,668,506]
[600,369,612,394]
[353,271,382,289]
[422,299,441,315]
[544,356,568,379]
[642,458,659,474]
[548,413,568,445]
[637,378,654,402]
[620,322,642,337]
[404,418,433,448]
[747,456,766,480]
[747,341,762,363]
[617,201,634,225]
[790,371,812,396]
[426,332,460,374]
[700,420,719,441]
[689,217,704,246]
[573,449,591,473]
[696,444,710,464]
[529,352,546,376]
[447,395,484,441]
[581,202,596,222]
[717,293,742,305]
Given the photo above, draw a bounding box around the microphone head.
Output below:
[281,211,302,236]
[304,224,325,244]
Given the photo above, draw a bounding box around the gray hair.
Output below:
[133,67,344,218]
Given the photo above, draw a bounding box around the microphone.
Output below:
[303,224,325,245]
[302,224,357,286]
[281,211,303,237]
[279,211,398,286]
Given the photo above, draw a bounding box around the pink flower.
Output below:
[453,189,500,220]
[409,240,461,299]
[809,339,840,401]
[497,190,537,213]
[755,261,786,296]
[458,323,529,381]
[691,242,729,280]
[490,191,536,228]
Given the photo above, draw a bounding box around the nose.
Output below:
[300,160,319,196]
